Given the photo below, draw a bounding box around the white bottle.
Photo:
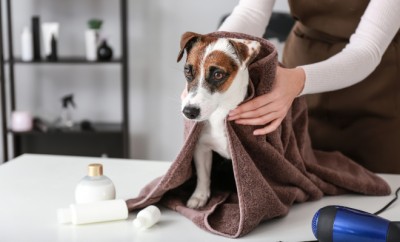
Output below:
[75,163,116,204]
[85,29,98,61]
[133,205,161,230]
[57,199,128,225]
[21,27,33,61]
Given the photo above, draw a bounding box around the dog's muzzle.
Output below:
[182,105,200,119]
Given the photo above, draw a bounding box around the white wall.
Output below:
[0,0,289,162]
[129,0,239,161]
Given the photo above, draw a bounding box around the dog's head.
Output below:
[178,32,261,121]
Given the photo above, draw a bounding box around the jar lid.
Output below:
[88,163,103,176]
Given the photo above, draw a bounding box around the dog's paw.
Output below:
[186,191,210,209]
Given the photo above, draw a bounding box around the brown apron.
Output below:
[283,0,400,173]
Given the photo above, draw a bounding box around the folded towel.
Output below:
[126,31,391,238]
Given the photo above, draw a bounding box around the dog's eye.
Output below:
[184,65,194,81]
[207,66,228,85]
[213,71,225,80]
[184,66,191,75]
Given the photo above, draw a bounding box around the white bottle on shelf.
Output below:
[21,26,33,61]
[75,163,116,204]
[57,199,128,225]
[85,29,98,61]
[133,205,161,230]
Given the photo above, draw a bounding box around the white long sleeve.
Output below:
[218,0,400,95]
[218,0,275,38]
[300,0,400,95]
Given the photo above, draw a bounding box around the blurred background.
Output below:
[0,0,289,162]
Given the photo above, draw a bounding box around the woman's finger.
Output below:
[253,118,283,135]
[234,111,280,126]
[228,103,275,120]
[181,88,188,100]
[229,93,275,116]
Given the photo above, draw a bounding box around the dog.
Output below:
[177,32,261,209]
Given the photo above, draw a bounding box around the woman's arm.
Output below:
[228,0,400,135]
[300,0,400,95]
[220,0,400,94]
[218,0,276,38]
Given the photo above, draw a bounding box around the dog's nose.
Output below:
[183,106,200,119]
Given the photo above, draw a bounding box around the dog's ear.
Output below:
[177,32,202,62]
[228,39,261,67]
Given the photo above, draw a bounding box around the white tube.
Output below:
[57,199,128,225]
[42,22,59,57]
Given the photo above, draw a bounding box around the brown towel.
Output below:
[126,31,391,238]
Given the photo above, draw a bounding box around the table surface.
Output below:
[0,154,399,242]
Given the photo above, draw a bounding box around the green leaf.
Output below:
[88,19,103,29]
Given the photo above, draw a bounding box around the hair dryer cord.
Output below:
[374,187,400,215]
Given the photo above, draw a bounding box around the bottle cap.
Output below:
[88,163,103,176]
[57,208,72,224]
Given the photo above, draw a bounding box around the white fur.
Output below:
[182,38,260,209]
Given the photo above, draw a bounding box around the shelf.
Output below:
[10,122,123,135]
[5,57,122,65]
[0,0,130,160]
[11,122,124,158]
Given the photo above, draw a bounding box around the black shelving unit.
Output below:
[0,0,130,161]
[6,57,123,64]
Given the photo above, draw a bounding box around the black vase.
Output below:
[97,40,113,61]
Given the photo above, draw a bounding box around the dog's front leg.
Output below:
[187,144,212,209]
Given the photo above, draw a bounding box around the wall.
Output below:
[0,0,289,162]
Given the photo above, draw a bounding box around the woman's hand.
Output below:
[181,88,188,101]
[228,66,305,135]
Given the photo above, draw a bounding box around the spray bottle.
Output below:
[60,94,76,128]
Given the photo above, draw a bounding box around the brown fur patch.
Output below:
[183,37,240,94]
[184,36,218,92]
[228,40,249,64]
[203,50,238,93]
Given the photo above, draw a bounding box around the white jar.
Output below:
[11,111,33,132]
[75,163,116,204]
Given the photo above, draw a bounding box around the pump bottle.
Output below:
[60,94,76,128]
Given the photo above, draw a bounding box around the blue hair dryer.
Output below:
[312,205,400,242]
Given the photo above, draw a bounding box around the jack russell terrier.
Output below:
[177,32,261,209]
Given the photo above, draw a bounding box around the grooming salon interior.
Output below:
[1,1,400,242]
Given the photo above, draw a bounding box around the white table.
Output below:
[0,154,399,242]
